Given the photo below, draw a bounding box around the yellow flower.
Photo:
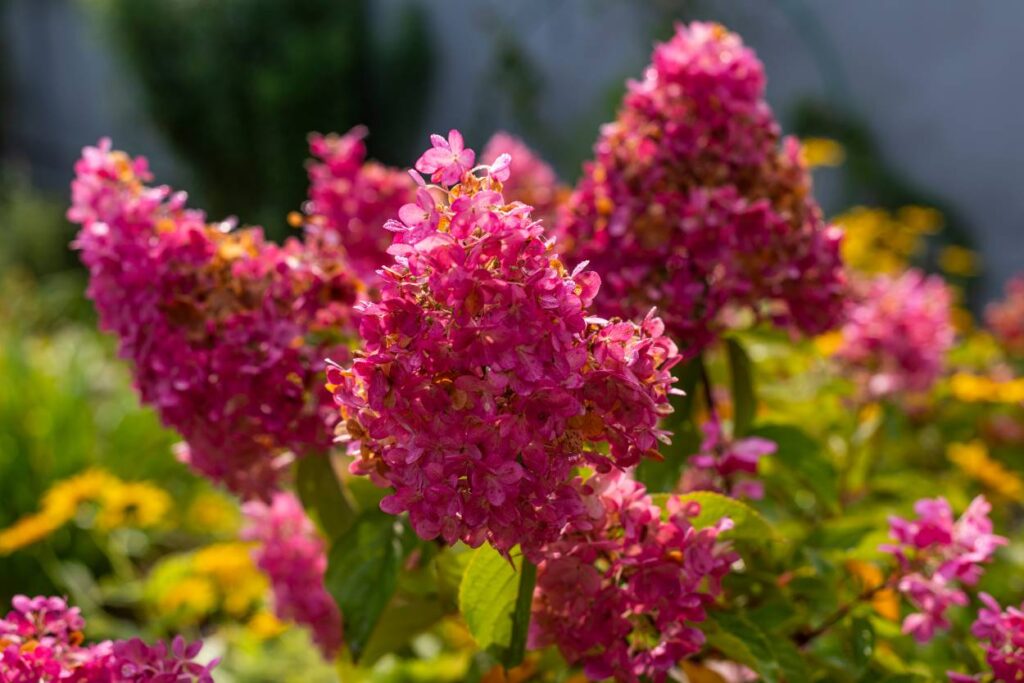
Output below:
[247,610,288,640]
[835,205,945,275]
[800,137,846,168]
[41,469,116,521]
[0,513,63,555]
[939,245,980,277]
[814,331,843,357]
[95,480,173,531]
[159,576,218,620]
[948,441,1024,501]
[184,491,240,536]
[898,205,943,235]
[949,372,1024,403]
[193,542,267,617]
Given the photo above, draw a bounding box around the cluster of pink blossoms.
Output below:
[303,127,416,282]
[529,471,737,683]
[678,420,775,500]
[882,496,1006,642]
[949,593,1024,683]
[70,140,361,498]
[986,276,1024,358]
[556,22,846,356]
[0,595,214,682]
[835,269,955,398]
[481,132,565,226]
[327,130,681,556]
[241,491,343,657]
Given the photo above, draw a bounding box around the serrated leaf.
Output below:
[458,545,534,661]
[325,511,404,660]
[654,491,776,541]
[295,453,356,540]
[752,424,839,512]
[726,338,756,436]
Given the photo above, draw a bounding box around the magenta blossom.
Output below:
[69,140,361,498]
[882,496,1006,642]
[0,595,214,682]
[986,275,1024,358]
[679,419,775,499]
[242,491,343,657]
[836,269,955,398]
[481,132,565,225]
[556,22,846,356]
[530,471,737,683]
[327,131,681,557]
[303,127,416,281]
[415,130,476,185]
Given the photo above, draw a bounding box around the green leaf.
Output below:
[726,338,756,436]
[359,595,445,666]
[751,424,839,512]
[458,545,534,661]
[770,636,810,683]
[325,511,404,661]
[654,491,776,541]
[702,612,780,683]
[295,454,356,540]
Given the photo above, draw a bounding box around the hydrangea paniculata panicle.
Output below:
[986,275,1024,358]
[678,419,776,499]
[326,130,682,557]
[302,126,416,282]
[948,593,1024,682]
[481,132,566,226]
[556,22,846,356]
[882,496,1006,642]
[0,595,215,682]
[529,470,737,683]
[70,139,360,498]
[835,269,955,399]
[242,491,343,657]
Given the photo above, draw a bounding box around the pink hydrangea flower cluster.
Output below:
[242,491,343,657]
[678,419,775,500]
[835,269,955,398]
[882,496,1006,642]
[0,595,215,682]
[529,471,737,683]
[326,130,682,556]
[986,276,1024,358]
[303,127,416,281]
[948,593,1024,683]
[556,22,846,356]
[481,132,565,226]
[70,140,361,498]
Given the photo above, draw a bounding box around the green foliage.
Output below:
[458,545,534,666]
[90,0,433,232]
[726,337,756,436]
[325,511,405,661]
[295,454,356,541]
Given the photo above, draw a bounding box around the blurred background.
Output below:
[0,1,1021,678]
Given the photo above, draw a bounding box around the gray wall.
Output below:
[3,0,1021,299]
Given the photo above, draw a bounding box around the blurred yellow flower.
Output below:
[836,205,943,275]
[939,245,980,277]
[0,513,63,555]
[814,331,843,357]
[96,481,172,531]
[184,491,240,536]
[41,468,116,521]
[193,542,267,617]
[800,137,846,168]
[948,441,1024,501]
[159,575,218,620]
[247,610,288,640]
[845,560,899,621]
[949,372,1024,403]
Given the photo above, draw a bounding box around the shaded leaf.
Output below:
[295,453,356,540]
[325,511,404,660]
[726,338,756,436]
[752,424,839,512]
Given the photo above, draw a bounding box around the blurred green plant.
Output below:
[88,0,433,233]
